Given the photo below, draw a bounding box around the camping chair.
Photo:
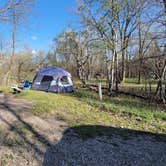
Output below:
[22,80,31,90]
[11,80,31,94]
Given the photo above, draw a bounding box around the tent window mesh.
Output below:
[40,76,54,89]
[60,76,69,85]
[41,76,53,82]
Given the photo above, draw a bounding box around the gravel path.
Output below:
[0,93,166,166]
[43,130,166,166]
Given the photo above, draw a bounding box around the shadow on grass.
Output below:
[67,125,166,141]
[43,125,166,166]
[0,94,52,161]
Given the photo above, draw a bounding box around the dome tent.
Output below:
[31,66,74,93]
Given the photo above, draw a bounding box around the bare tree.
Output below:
[116,0,145,82]
[55,29,94,84]
[76,0,146,92]
[0,0,34,22]
[0,0,35,85]
[154,0,166,102]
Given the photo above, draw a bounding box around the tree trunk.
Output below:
[115,51,119,91]
[17,62,23,83]
[138,68,141,84]
[138,16,142,84]
[155,60,166,103]
[106,60,113,93]
[111,53,115,91]
[77,62,86,85]
[6,10,17,85]
[121,51,126,82]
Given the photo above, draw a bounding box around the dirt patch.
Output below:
[0,94,67,165]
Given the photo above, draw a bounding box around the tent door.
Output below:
[40,75,54,91]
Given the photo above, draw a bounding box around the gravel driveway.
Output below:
[43,128,166,166]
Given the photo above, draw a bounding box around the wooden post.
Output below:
[98,82,102,101]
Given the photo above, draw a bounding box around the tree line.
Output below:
[0,0,165,103]
[54,0,166,102]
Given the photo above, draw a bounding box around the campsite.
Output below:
[0,0,166,166]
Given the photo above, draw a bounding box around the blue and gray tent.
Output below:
[31,66,74,93]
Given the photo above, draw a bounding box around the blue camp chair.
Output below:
[12,80,31,93]
[23,80,31,89]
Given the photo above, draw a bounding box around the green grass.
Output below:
[87,77,159,85]
[73,89,166,121]
[15,89,166,137]
[86,78,161,96]
[1,82,165,140]
[124,78,160,85]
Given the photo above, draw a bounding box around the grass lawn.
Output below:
[86,78,164,97]
[12,88,166,138]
